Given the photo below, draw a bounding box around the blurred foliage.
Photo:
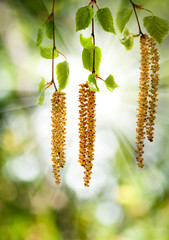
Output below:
[0,0,169,240]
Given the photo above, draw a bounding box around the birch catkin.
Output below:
[79,83,96,187]
[51,91,67,185]
[146,37,160,142]
[136,34,150,168]
[78,83,88,168]
[84,87,96,187]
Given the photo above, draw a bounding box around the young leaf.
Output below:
[56,61,69,91]
[105,75,119,92]
[120,28,134,50]
[40,45,58,59]
[82,47,102,75]
[38,77,46,105]
[96,8,115,34]
[45,19,56,39]
[36,25,45,47]
[76,6,94,31]
[88,74,99,92]
[143,16,169,44]
[38,93,45,105]
[38,77,46,92]
[80,34,94,49]
[116,8,133,33]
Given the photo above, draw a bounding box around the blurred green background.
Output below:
[0,0,169,239]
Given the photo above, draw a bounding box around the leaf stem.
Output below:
[136,5,154,16]
[89,0,99,9]
[52,0,57,91]
[91,5,95,74]
[57,50,67,60]
[95,3,99,10]
[129,0,144,36]
[96,75,104,82]
[45,81,53,90]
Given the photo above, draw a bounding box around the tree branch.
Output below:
[91,5,95,74]
[129,0,144,36]
[52,0,57,91]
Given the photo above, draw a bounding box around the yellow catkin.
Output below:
[146,37,160,142]
[51,91,67,185]
[136,34,150,168]
[84,88,96,187]
[78,83,88,167]
[78,83,96,187]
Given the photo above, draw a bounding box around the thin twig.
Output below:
[52,0,57,91]
[91,5,95,74]
[129,0,144,36]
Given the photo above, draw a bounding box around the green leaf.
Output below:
[120,28,134,50]
[38,77,46,105]
[143,16,169,44]
[40,45,58,59]
[38,77,46,92]
[45,19,56,39]
[36,25,45,47]
[88,74,99,92]
[76,6,94,31]
[82,47,102,75]
[96,8,115,34]
[56,61,69,91]
[80,34,94,49]
[116,8,133,33]
[38,93,45,105]
[105,75,119,92]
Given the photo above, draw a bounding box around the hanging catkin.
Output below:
[51,91,67,185]
[78,83,88,168]
[84,87,96,187]
[136,34,150,168]
[146,37,160,142]
[78,83,96,187]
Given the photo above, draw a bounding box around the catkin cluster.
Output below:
[51,91,67,184]
[136,34,160,168]
[79,83,96,187]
